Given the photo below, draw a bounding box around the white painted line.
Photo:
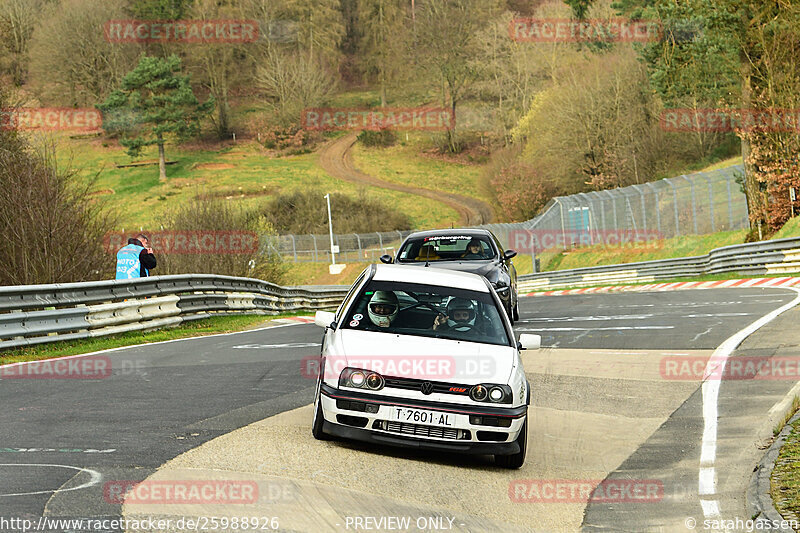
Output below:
[0,320,310,372]
[0,464,102,497]
[518,326,674,331]
[698,287,800,521]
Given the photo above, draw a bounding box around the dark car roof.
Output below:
[403,228,495,239]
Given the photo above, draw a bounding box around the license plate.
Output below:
[391,407,454,427]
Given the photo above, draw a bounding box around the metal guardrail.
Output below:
[0,274,349,351]
[518,237,800,291]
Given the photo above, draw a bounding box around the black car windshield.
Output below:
[341,280,511,347]
[397,234,495,262]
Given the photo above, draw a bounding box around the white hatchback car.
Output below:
[311,263,539,468]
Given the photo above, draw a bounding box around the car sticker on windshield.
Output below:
[352,314,363,320]
[349,319,360,327]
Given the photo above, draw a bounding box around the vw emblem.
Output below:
[420,382,434,395]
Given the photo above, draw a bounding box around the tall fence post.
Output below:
[631,184,647,231]
[644,182,661,236]
[703,173,715,232]
[664,178,680,237]
[311,234,318,262]
[377,232,384,254]
[290,235,297,262]
[680,175,699,234]
[354,233,362,260]
[726,177,735,230]
[603,190,618,231]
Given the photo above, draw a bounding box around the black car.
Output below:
[381,228,519,323]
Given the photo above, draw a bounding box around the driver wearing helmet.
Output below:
[367,290,399,328]
[432,297,484,334]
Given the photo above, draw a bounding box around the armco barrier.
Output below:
[518,237,800,292]
[0,274,349,351]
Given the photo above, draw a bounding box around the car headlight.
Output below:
[469,383,512,404]
[339,367,385,391]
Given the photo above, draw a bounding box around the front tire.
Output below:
[496,417,527,469]
[311,366,329,440]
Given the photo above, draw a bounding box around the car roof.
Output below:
[371,264,490,293]
[403,228,494,240]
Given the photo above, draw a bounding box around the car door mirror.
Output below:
[379,254,393,264]
[518,333,541,350]
[314,311,336,329]
[503,249,517,261]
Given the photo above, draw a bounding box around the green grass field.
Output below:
[55,134,462,231]
[350,133,486,202]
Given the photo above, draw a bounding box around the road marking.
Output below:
[232,343,321,349]
[0,321,309,374]
[520,314,654,322]
[0,464,102,497]
[698,288,800,520]
[517,326,674,331]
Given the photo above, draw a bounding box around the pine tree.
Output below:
[99,55,214,182]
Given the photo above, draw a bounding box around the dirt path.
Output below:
[317,132,494,225]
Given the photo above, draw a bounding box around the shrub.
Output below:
[154,196,285,283]
[259,190,412,235]
[357,128,397,147]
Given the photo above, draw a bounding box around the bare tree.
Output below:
[0,0,48,85]
[28,0,140,106]
[255,48,338,124]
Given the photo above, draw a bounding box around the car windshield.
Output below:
[341,280,511,347]
[397,235,495,262]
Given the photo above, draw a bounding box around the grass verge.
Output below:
[771,400,800,521]
[0,312,310,365]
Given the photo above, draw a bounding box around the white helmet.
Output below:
[446,298,476,331]
[368,291,398,328]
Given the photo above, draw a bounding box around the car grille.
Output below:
[372,420,470,440]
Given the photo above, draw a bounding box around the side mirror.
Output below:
[314,311,336,329]
[518,333,541,350]
[379,254,393,264]
[503,249,517,261]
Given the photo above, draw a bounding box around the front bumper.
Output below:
[319,383,526,455]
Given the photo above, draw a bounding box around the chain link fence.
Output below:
[269,165,746,263]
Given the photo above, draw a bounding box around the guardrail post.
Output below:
[664,178,680,236]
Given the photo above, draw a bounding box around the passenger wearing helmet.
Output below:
[367,291,399,328]
[461,238,486,259]
[432,297,484,334]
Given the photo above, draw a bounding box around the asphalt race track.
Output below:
[1,287,799,532]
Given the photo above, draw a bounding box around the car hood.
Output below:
[397,260,498,277]
[330,329,516,385]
